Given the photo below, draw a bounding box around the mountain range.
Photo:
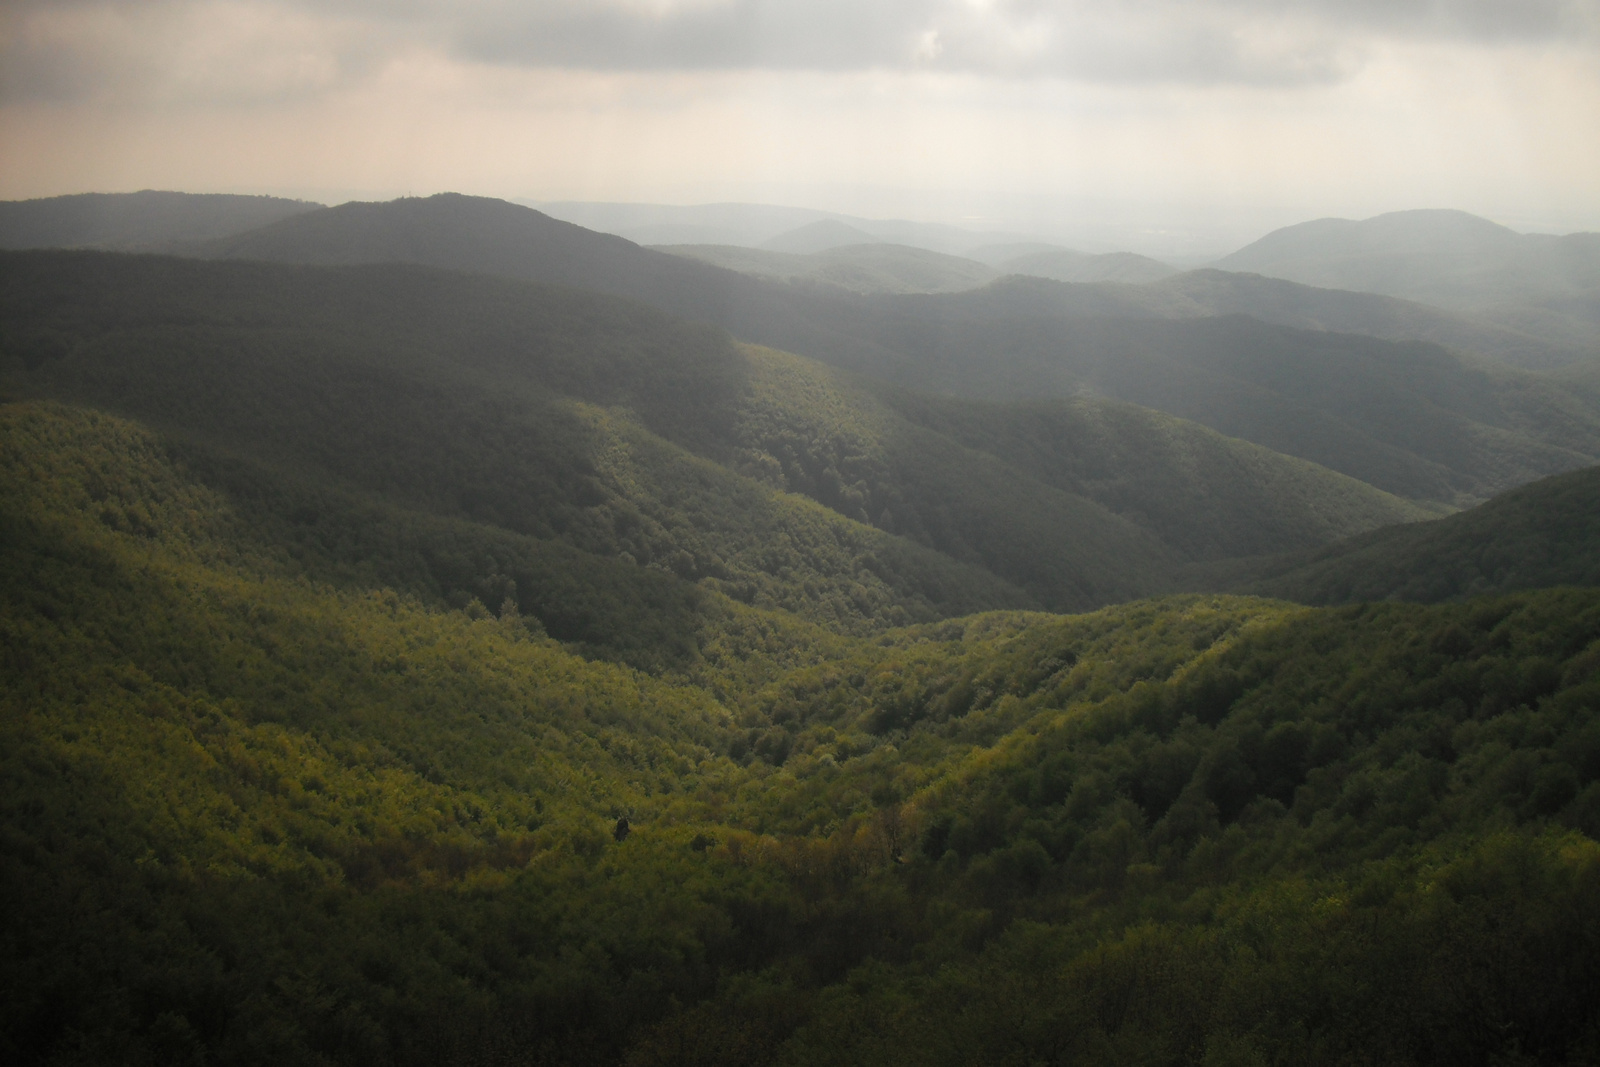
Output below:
[5,188,1600,1066]
[1218,208,1600,352]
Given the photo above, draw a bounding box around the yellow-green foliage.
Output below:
[6,399,1600,1066]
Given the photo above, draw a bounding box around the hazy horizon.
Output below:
[4,1,1598,257]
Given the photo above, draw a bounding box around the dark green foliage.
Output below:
[7,226,1600,1065]
[4,249,1448,625]
[1245,463,1600,605]
[791,302,1600,506]
[878,386,1428,560]
[1,251,1029,633]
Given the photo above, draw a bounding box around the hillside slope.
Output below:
[878,389,1434,560]
[790,299,1600,506]
[7,402,1600,1064]
[0,251,1039,630]
[1241,463,1600,605]
[1152,269,1589,370]
[3,250,1448,608]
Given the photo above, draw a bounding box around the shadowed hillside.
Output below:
[0,190,323,251]
[185,194,1600,506]
[3,250,1447,622]
[1239,463,1600,605]
[779,297,1600,506]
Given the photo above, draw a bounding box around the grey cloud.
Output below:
[299,0,1600,79]
[2,0,1595,106]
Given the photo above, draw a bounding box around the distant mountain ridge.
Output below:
[180,193,1600,506]
[1216,208,1600,352]
[999,248,1177,285]
[657,242,999,294]
[761,220,884,254]
[0,189,323,251]
[528,198,1030,254]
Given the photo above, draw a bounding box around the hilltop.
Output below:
[1216,208,1600,352]
[0,189,323,251]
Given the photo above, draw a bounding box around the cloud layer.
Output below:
[5,0,1598,105]
[3,0,1597,247]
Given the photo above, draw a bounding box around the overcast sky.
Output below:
[2,0,1597,252]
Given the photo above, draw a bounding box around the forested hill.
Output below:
[1242,462,1600,605]
[186,194,1600,506]
[0,190,323,251]
[8,204,1600,1066]
[1216,208,1600,312]
[795,304,1600,506]
[202,193,1585,369]
[1,250,1435,625]
[5,393,1600,1064]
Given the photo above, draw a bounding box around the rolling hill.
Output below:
[657,242,999,294]
[1239,462,1600,605]
[1216,208,1600,353]
[997,248,1177,284]
[178,194,1600,508]
[776,293,1600,506]
[760,219,883,254]
[0,189,323,251]
[9,196,1600,1067]
[530,199,1029,255]
[3,250,1449,624]
[7,394,1599,1063]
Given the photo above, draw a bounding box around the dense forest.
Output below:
[4,199,1600,1065]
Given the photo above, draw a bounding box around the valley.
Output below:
[3,191,1599,1066]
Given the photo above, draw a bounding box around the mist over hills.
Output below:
[998,248,1178,285]
[760,219,884,254]
[661,241,1184,295]
[1217,208,1600,353]
[160,192,1600,507]
[8,191,1588,369]
[657,241,1000,294]
[748,285,1600,506]
[528,198,1028,254]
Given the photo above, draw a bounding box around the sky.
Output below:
[2,0,1598,254]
